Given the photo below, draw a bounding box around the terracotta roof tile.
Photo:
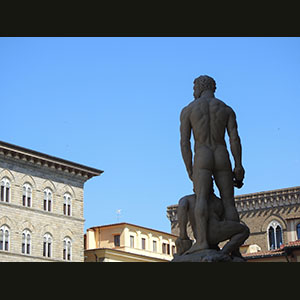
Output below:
[243,239,300,259]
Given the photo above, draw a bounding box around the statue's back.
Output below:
[189,96,230,148]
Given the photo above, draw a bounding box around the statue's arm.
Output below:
[180,108,193,181]
[227,109,245,181]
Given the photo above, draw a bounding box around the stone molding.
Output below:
[235,187,300,213]
[0,140,103,181]
[167,186,300,223]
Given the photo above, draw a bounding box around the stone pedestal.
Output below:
[171,249,245,262]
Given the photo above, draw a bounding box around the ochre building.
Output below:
[0,140,102,262]
[85,222,177,262]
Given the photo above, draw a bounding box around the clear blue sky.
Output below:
[1,37,299,233]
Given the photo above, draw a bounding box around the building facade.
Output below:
[167,186,300,261]
[0,141,102,262]
[85,222,177,262]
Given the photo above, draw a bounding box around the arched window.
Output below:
[43,188,52,212]
[0,225,10,251]
[296,223,300,240]
[63,193,71,216]
[22,229,31,254]
[43,233,52,258]
[268,220,283,250]
[63,237,72,261]
[1,177,10,203]
[23,183,32,207]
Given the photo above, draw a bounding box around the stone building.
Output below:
[167,186,300,257]
[85,222,177,262]
[0,140,103,262]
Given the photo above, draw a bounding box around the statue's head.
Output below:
[193,75,216,99]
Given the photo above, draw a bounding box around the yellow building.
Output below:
[84,222,177,262]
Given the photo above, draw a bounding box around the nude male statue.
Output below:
[175,178,249,260]
[180,75,245,254]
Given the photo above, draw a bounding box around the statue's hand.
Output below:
[233,165,245,181]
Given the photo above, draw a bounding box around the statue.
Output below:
[174,178,249,261]
[174,75,249,261]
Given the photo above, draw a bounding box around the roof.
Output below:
[243,240,300,260]
[283,239,300,249]
[243,249,285,259]
[88,222,178,238]
[0,140,103,180]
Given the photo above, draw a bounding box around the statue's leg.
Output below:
[210,221,250,255]
[175,196,194,255]
[184,146,213,254]
[213,146,239,222]
[187,195,197,240]
[214,170,240,222]
[186,170,211,253]
[214,170,244,257]
[177,197,190,240]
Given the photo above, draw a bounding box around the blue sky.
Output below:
[0,37,299,233]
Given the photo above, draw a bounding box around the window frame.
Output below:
[22,183,32,207]
[63,237,72,261]
[1,177,10,203]
[0,225,10,251]
[153,240,157,252]
[114,234,120,247]
[43,188,52,212]
[43,233,52,258]
[130,235,135,248]
[162,242,167,254]
[141,237,146,250]
[63,193,72,216]
[297,223,300,240]
[22,229,31,255]
[267,220,283,250]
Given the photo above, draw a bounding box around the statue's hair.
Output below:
[193,75,216,93]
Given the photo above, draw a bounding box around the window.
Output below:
[22,230,31,254]
[172,245,176,255]
[43,233,52,258]
[297,223,300,240]
[268,221,283,250]
[22,184,32,207]
[43,188,52,212]
[162,242,167,254]
[1,177,10,203]
[63,193,71,216]
[268,226,275,249]
[130,235,135,248]
[63,237,72,261]
[153,240,157,252]
[0,225,10,251]
[114,235,120,247]
[141,238,146,250]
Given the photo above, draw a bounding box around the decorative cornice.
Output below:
[166,205,178,223]
[235,186,300,213]
[166,186,300,222]
[0,140,103,181]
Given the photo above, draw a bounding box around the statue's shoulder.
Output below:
[214,98,234,114]
[213,97,228,107]
[178,194,195,205]
[180,100,194,119]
